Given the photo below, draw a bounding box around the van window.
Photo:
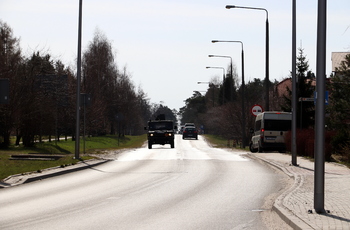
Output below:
[255,120,262,131]
[264,119,291,131]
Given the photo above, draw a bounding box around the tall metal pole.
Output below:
[83,94,86,154]
[241,46,246,148]
[75,0,82,159]
[222,69,225,105]
[291,0,298,166]
[314,0,327,214]
[211,40,246,148]
[208,55,232,102]
[225,5,269,111]
[206,66,225,104]
[230,60,233,102]
[265,14,269,111]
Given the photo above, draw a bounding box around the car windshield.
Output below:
[149,122,173,130]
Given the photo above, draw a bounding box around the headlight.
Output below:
[166,133,172,137]
[150,134,154,137]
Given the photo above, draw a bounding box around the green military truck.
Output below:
[144,118,177,149]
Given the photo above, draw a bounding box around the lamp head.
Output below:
[225,5,236,9]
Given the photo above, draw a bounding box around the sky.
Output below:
[1,0,349,111]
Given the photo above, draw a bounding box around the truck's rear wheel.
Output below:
[170,141,174,148]
[249,143,258,153]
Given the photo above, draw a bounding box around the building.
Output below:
[332,52,350,75]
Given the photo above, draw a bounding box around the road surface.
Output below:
[0,135,289,229]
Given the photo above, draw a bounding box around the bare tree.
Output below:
[0,21,22,147]
[82,29,151,136]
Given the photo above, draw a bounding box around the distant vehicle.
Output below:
[145,119,177,149]
[250,112,292,153]
[182,126,198,140]
[184,123,195,128]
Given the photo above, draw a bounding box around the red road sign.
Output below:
[251,104,263,116]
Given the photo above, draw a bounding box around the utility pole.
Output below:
[314,0,327,214]
[291,0,298,166]
[75,0,83,159]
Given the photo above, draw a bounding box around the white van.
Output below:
[249,112,292,153]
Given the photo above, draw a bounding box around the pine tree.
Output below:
[328,54,350,155]
[281,47,315,129]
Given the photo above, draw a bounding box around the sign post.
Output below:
[314,0,327,214]
[80,93,91,154]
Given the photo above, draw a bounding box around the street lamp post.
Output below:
[291,0,298,166]
[75,0,83,159]
[206,66,226,104]
[314,0,327,214]
[208,55,233,102]
[226,5,269,111]
[198,82,214,107]
[211,40,246,148]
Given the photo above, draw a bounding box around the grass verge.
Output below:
[202,134,230,148]
[0,134,147,181]
[203,134,248,150]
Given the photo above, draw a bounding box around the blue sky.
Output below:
[1,0,349,110]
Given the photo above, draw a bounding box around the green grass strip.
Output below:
[0,135,147,180]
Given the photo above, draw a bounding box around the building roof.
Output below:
[332,52,350,72]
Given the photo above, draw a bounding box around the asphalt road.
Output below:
[0,135,286,230]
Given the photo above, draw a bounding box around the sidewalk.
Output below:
[248,152,350,230]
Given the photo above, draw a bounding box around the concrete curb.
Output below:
[0,159,110,188]
[246,153,313,230]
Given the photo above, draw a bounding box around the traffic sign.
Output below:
[251,104,263,116]
[299,91,329,105]
[299,97,314,102]
[314,91,329,105]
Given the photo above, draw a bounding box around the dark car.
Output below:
[182,127,198,140]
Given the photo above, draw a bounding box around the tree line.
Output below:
[0,21,176,148]
[179,47,350,162]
